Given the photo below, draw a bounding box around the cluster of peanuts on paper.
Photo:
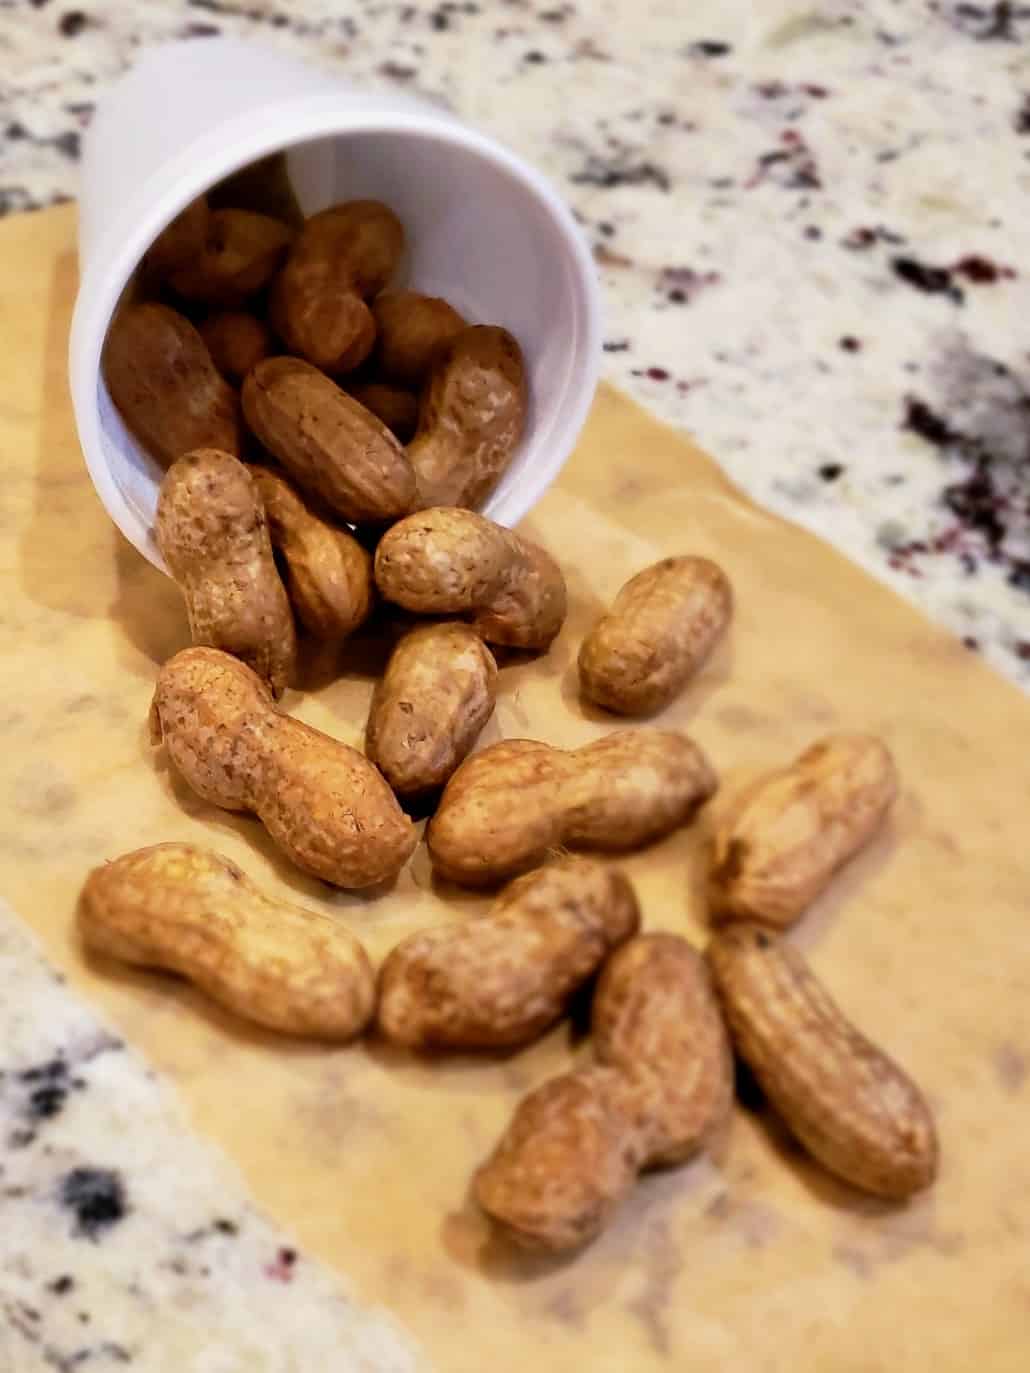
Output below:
[82,156,938,1257]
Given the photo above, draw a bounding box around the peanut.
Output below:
[270,200,404,375]
[475,1066,637,1252]
[208,152,305,228]
[250,467,374,642]
[475,932,733,1251]
[579,556,733,716]
[345,382,419,443]
[372,290,467,388]
[149,648,417,888]
[592,933,734,1167]
[103,302,242,466]
[709,733,898,929]
[374,507,566,651]
[167,209,292,306]
[427,730,717,887]
[80,844,374,1040]
[365,623,497,798]
[143,195,210,277]
[378,857,640,1049]
[155,450,296,696]
[199,310,273,384]
[708,923,938,1199]
[408,326,527,510]
[242,357,417,524]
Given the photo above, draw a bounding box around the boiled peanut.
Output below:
[103,302,242,466]
[579,556,733,716]
[242,356,417,524]
[378,857,640,1049]
[372,290,467,388]
[199,310,273,384]
[143,195,210,277]
[476,932,732,1251]
[408,326,527,510]
[250,467,374,642]
[365,622,497,797]
[208,152,305,228]
[345,382,419,443]
[167,209,292,306]
[374,507,566,651]
[709,733,898,928]
[80,844,374,1040]
[270,200,404,375]
[155,450,296,696]
[708,923,938,1199]
[475,1067,638,1252]
[592,933,734,1167]
[427,730,717,887]
[149,648,417,888]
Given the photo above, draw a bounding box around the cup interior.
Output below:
[86,124,599,571]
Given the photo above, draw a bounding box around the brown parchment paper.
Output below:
[2,204,1029,1372]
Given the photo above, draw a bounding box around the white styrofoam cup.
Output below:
[69,38,601,571]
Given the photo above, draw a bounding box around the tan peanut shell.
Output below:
[579,556,733,715]
[103,302,242,467]
[250,467,374,642]
[167,209,292,306]
[365,623,497,797]
[708,923,938,1199]
[374,507,566,651]
[377,857,640,1050]
[208,152,305,228]
[475,1066,638,1252]
[592,933,734,1167]
[149,648,417,889]
[372,290,467,388]
[155,450,296,696]
[242,356,417,523]
[427,730,717,887]
[709,733,898,928]
[199,310,273,384]
[408,326,527,509]
[346,382,419,443]
[270,200,404,375]
[80,844,374,1040]
[143,195,210,276]
[476,931,732,1251]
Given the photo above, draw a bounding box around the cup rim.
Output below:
[69,94,602,570]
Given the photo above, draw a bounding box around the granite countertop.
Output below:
[2,3,1030,1368]
[3,0,1030,683]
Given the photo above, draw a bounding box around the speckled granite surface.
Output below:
[2,0,1030,681]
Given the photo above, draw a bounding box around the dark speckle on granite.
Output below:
[58,11,89,38]
[949,1,1027,42]
[59,1167,128,1241]
[892,255,964,302]
[20,1057,71,1120]
[952,253,1016,283]
[687,39,732,58]
[571,155,670,191]
[905,396,957,446]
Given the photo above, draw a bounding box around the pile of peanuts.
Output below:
[81,166,938,1257]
